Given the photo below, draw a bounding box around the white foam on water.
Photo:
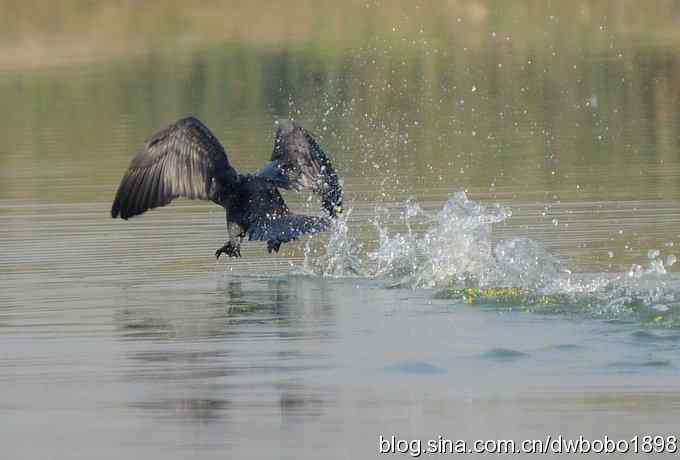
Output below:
[300,191,680,326]
[298,208,364,278]
[370,192,513,288]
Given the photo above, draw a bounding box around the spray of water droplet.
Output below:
[298,208,364,278]
[298,191,680,326]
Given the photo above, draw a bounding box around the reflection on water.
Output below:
[6,270,680,458]
[3,1,680,459]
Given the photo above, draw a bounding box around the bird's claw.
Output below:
[215,242,241,259]
[267,240,282,254]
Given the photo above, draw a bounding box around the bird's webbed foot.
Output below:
[215,241,241,259]
[267,240,282,254]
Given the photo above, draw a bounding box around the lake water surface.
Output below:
[3,2,680,458]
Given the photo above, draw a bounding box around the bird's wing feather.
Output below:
[246,215,331,242]
[111,116,236,219]
[255,120,343,217]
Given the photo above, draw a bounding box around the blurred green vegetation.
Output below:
[1,1,680,69]
[1,0,680,206]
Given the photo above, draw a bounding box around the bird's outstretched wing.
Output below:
[111,116,237,219]
[255,120,343,217]
[246,215,331,242]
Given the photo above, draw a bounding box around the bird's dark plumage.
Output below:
[111,116,343,259]
[255,120,342,217]
[111,117,237,220]
[246,215,331,242]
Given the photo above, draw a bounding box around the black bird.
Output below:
[111,116,342,258]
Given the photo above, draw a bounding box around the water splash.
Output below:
[299,208,364,277]
[301,191,564,290]
[301,191,680,327]
[367,192,570,291]
[370,192,515,288]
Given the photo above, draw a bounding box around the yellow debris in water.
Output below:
[538,295,554,305]
[462,287,523,304]
[458,287,559,306]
